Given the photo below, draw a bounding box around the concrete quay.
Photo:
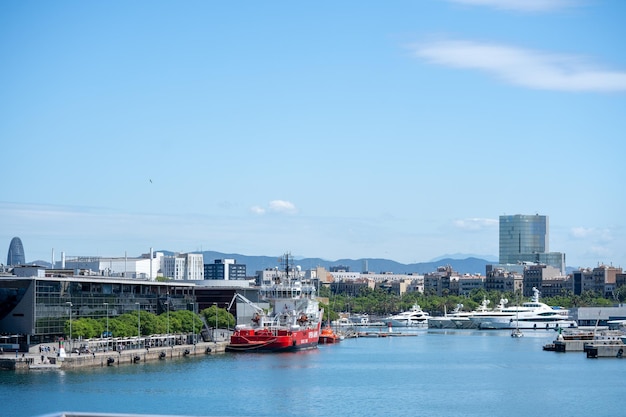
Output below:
[584,341,626,359]
[0,341,229,371]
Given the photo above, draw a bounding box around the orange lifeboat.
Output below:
[318,327,341,344]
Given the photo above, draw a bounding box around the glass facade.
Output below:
[0,277,195,345]
[7,237,26,266]
[497,214,565,274]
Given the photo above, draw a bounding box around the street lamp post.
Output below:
[103,302,109,351]
[213,302,218,342]
[136,302,141,343]
[190,303,195,345]
[165,301,170,346]
[66,301,72,356]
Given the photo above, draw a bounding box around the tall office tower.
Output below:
[499,214,548,265]
[7,237,26,266]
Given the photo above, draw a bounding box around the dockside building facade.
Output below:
[0,275,196,348]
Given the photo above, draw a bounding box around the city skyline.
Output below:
[1,1,625,268]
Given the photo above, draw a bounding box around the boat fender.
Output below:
[617,348,623,358]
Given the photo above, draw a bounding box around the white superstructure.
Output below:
[384,304,430,327]
[469,288,577,330]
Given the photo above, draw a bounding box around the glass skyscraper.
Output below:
[7,236,26,266]
[498,214,565,274]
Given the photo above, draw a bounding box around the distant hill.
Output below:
[30,251,493,275]
[198,251,491,275]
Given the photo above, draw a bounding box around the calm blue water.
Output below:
[1,329,624,417]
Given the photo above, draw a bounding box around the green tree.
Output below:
[615,285,626,302]
[107,318,135,338]
[65,318,103,339]
[201,305,235,329]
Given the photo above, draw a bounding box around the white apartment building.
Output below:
[59,250,164,280]
[161,253,204,280]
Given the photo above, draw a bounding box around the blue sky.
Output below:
[1,0,625,269]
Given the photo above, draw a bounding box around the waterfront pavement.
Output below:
[0,337,230,371]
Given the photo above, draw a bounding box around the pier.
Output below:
[584,341,626,358]
[0,341,228,371]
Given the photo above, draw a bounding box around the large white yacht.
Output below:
[384,304,430,327]
[428,298,509,329]
[428,304,472,329]
[469,288,577,330]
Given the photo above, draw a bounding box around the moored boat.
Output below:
[428,304,471,329]
[226,253,322,352]
[469,288,577,330]
[318,327,342,344]
[383,304,430,327]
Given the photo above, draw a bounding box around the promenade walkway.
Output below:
[0,333,232,371]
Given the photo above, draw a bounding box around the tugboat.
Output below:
[226,253,322,352]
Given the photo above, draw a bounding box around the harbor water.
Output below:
[1,329,624,417]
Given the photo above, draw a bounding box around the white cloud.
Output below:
[268,200,298,214]
[250,200,298,215]
[570,226,594,238]
[453,217,498,231]
[412,39,626,92]
[446,0,579,12]
[569,226,612,242]
[250,206,266,215]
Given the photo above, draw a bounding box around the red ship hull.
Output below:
[227,325,321,352]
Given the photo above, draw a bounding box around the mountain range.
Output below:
[28,251,493,275]
[197,251,492,275]
[31,250,577,276]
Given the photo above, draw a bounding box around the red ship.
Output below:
[226,253,322,352]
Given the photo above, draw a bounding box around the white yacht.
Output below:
[384,304,430,327]
[428,304,472,329]
[469,288,577,330]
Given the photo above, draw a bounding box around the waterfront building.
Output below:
[523,264,563,297]
[327,269,424,295]
[457,274,486,296]
[306,266,333,284]
[540,275,572,298]
[485,265,523,293]
[590,264,622,297]
[0,275,195,348]
[329,279,374,297]
[571,264,623,297]
[162,253,204,280]
[7,237,26,266]
[59,250,163,280]
[330,265,350,272]
[574,305,626,327]
[204,258,247,280]
[423,266,459,296]
[328,271,361,282]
